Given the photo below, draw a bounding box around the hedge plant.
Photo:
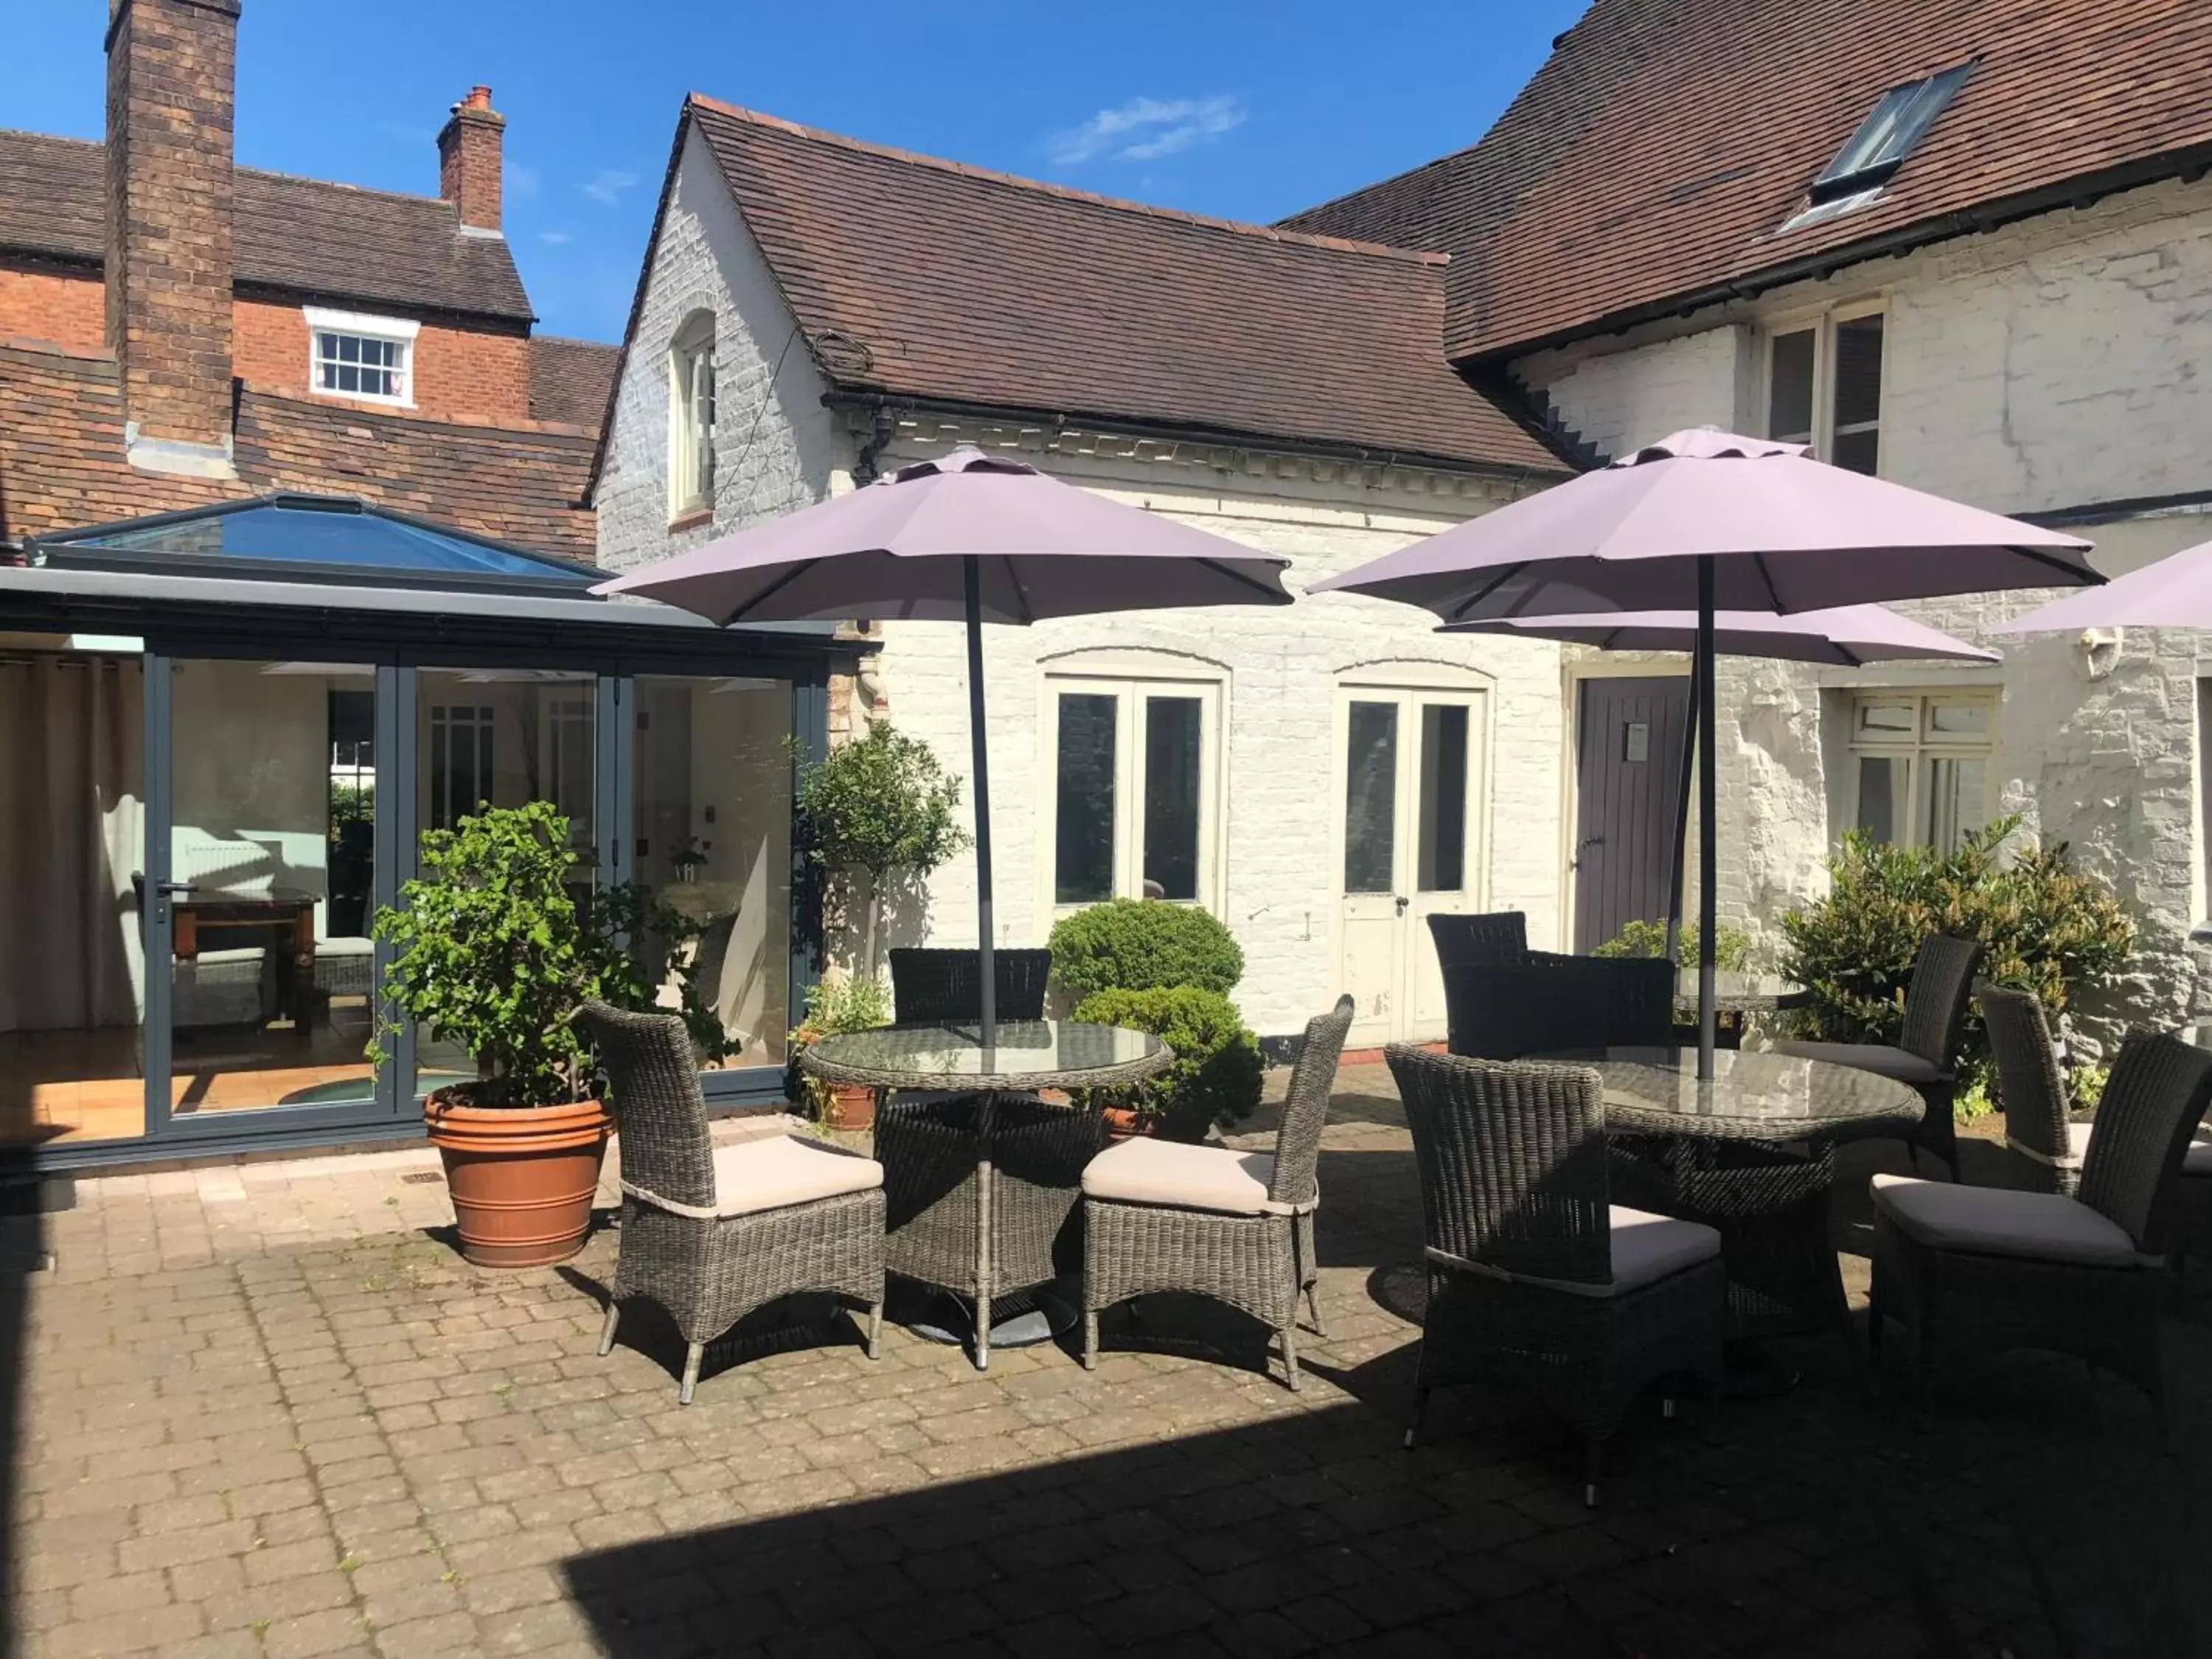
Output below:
[1074,986,1263,1141]
[1048,899,1245,998]
[1593,917,1756,970]
[1779,818,2135,1085]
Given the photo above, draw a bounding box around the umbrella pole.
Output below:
[963,556,997,1048]
[1697,556,1717,1080]
[1664,669,1697,967]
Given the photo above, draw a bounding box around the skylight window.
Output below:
[1809,63,1973,206]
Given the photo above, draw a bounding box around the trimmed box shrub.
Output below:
[1048,899,1244,999]
[1074,985,1263,1141]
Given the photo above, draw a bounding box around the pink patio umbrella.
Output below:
[1444,604,2000,962]
[1987,535,2212,633]
[594,449,1291,1042]
[1316,428,2096,1075]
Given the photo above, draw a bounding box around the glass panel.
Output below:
[1768,329,1816,443]
[1855,755,1905,844]
[1832,313,1883,474]
[1829,428,1879,476]
[1343,700,1399,894]
[1928,699,1991,737]
[1855,700,1916,738]
[1416,703,1469,894]
[1054,693,1118,905]
[1922,756,1989,853]
[0,644,146,1146]
[631,675,794,1070]
[414,669,597,1093]
[1141,696,1202,902]
[166,658,380,1117]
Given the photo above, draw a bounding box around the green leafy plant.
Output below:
[793,723,967,975]
[1074,986,1262,1141]
[1048,899,1245,999]
[785,973,894,1121]
[1779,818,2135,1085]
[1593,917,1756,971]
[369,801,738,1105]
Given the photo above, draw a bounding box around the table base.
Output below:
[903,1281,1079,1353]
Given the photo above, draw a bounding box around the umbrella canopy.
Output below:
[1310,428,2099,622]
[1444,602,1999,666]
[593,448,1292,624]
[1990,536,2212,633]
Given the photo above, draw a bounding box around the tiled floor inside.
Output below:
[3,1070,2208,1658]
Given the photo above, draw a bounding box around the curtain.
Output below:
[0,654,145,1032]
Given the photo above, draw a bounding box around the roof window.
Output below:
[1809,64,1972,206]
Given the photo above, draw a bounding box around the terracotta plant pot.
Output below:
[819,1082,877,1133]
[1101,1105,1154,1141]
[424,1090,611,1269]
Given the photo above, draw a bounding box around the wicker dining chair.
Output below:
[1441,955,1674,1059]
[574,1001,888,1404]
[1868,1026,2212,1420]
[1389,1046,1725,1504]
[1426,911,1529,970]
[1080,995,1356,1390]
[1978,984,2086,1196]
[1778,933,1984,1180]
[888,947,1052,1024]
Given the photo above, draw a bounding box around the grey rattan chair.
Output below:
[1389,1046,1725,1504]
[1778,933,1984,1180]
[888,947,1051,1023]
[2176,1134,2212,1261]
[575,1001,888,1404]
[1427,911,1529,970]
[1868,1026,2212,1419]
[1080,995,1355,1390]
[1978,984,2085,1195]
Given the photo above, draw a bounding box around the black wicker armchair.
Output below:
[1080,996,1355,1390]
[1389,1046,1725,1503]
[575,1001,887,1404]
[1426,911,1529,970]
[1868,1026,2212,1419]
[1441,954,1674,1059]
[1778,933,1984,1180]
[1978,984,2084,1195]
[888,947,1051,1024]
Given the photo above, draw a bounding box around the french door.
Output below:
[1335,684,1487,1048]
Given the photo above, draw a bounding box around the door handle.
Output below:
[1394,895,1410,914]
[1575,836,1603,853]
[154,880,196,897]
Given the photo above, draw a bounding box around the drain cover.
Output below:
[401,1172,443,1186]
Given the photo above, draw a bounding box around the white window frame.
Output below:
[1844,689,1999,853]
[1037,667,1226,923]
[668,311,717,522]
[1760,300,1885,470]
[302,307,419,408]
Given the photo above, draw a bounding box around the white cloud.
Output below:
[537,230,571,246]
[1048,95,1245,166]
[581,168,640,206]
[507,162,541,200]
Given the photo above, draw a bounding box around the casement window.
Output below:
[1043,673,1223,914]
[669,310,717,520]
[428,703,495,830]
[303,307,418,406]
[1765,306,1885,476]
[1846,690,1997,854]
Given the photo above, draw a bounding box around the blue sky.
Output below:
[7,1,1582,344]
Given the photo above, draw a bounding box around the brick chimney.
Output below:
[438,86,505,234]
[104,0,239,476]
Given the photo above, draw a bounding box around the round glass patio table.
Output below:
[1669,973,1810,1048]
[799,1020,1170,1369]
[1543,1046,1921,1366]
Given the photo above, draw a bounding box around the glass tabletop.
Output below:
[798,1020,1169,1092]
[1671,972,1809,1014]
[1539,1046,1923,1138]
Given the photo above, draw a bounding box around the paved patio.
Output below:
[4,1066,2209,1659]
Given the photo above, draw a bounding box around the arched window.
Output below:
[668,310,717,518]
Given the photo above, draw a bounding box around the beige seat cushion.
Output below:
[1871,1173,2138,1267]
[1774,1040,1946,1086]
[625,1135,882,1220]
[1432,1207,1719,1298]
[1082,1138,1294,1217]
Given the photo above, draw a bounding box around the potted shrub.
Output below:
[793,722,966,978]
[1074,985,1263,1142]
[371,801,729,1268]
[787,972,893,1130]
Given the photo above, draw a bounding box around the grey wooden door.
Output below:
[1572,676,1689,953]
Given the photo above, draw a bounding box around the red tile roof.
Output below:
[529,335,620,429]
[1282,0,2212,360]
[678,98,1565,474]
[0,340,597,559]
[0,129,535,324]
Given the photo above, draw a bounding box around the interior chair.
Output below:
[1778,933,1985,1180]
[1389,1046,1724,1504]
[575,1001,887,1403]
[1079,995,1355,1390]
[1868,1026,2212,1419]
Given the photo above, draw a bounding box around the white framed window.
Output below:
[302,307,418,406]
[428,703,495,830]
[1764,304,1884,476]
[1846,689,1997,853]
[1040,672,1224,917]
[668,310,717,520]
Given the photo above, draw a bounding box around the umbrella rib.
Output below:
[1199,557,1292,603]
[720,558,819,626]
[1750,551,1784,614]
[1447,563,1527,622]
[2009,543,2104,585]
[999,554,1035,625]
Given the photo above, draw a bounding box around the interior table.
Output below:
[1670,973,1810,1049]
[173,891,319,1034]
[1549,1046,1920,1368]
[798,1020,1169,1369]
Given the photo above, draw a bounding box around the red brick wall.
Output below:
[0,265,105,352]
[234,296,529,424]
